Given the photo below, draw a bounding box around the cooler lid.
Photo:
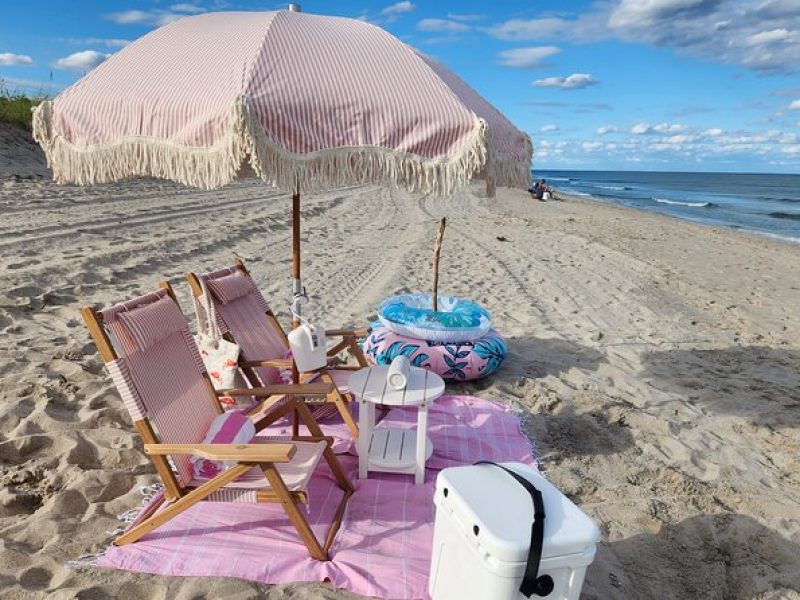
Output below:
[435,462,600,564]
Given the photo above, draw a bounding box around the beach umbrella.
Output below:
[32,5,532,321]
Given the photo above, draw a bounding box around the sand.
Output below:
[1,122,799,599]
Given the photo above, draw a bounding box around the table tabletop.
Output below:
[349,365,445,407]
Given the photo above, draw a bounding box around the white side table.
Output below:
[349,365,445,485]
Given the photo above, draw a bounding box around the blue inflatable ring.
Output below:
[378,293,492,343]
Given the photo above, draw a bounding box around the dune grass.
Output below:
[0,84,44,131]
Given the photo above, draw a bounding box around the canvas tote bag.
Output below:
[194,278,243,407]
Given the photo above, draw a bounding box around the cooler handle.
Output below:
[475,462,555,598]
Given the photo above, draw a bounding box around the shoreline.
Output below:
[553,188,800,247]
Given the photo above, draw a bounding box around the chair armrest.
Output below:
[239,358,293,368]
[218,383,333,397]
[326,327,370,337]
[143,443,296,462]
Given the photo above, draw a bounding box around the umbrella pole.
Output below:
[291,190,301,437]
[292,190,302,328]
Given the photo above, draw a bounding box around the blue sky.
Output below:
[1,0,799,173]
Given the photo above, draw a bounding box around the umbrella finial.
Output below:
[288,3,301,11]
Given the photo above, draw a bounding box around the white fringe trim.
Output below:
[64,484,164,571]
[32,96,530,196]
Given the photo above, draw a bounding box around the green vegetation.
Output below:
[0,82,46,131]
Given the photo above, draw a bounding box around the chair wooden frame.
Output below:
[187,260,370,438]
[82,281,353,561]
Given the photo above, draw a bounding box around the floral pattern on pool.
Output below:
[362,326,507,381]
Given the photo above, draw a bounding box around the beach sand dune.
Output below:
[1,126,799,598]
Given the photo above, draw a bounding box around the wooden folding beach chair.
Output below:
[187,260,369,438]
[82,282,353,560]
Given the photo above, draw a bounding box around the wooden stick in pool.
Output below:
[432,217,446,312]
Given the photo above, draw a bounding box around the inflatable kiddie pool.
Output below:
[364,294,506,382]
[378,293,492,343]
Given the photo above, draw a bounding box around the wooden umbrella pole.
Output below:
[291,190,301,437]
[291,190,301,330]
[431,217,446,312]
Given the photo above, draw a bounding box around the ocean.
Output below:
[534,170,800,244]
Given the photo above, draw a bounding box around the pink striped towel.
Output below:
[191,412,255,479]
[98,395,538,599]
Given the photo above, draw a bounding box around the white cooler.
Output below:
[429,462,599,600]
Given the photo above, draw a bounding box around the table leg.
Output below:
[415,402,429,485]
[358,399,374,480]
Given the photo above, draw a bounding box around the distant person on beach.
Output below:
[530,181,541,199]
[538,179,549,201]
[541,179,552,201]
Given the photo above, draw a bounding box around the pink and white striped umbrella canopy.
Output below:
[32,9,532,196]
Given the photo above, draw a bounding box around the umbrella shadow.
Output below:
[640,345,800,428]
[451,337,626,460]
[532,405,635,461]
[503,336,607,379]
[454,336,607,395]
[585,513,800,599]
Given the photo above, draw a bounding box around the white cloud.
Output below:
[653,122,687,133]
[789,99,800,110]
[67,37,130,48]
[663,134,696,144]
[108,10,165,25]
[417,18,471,33]
[609,0,716,29]
[597,125,618,135]
[489,0,800,74]
[608,0,800,73]
[488,17,570,41]
[629,122,686,135]
[381,1,415,16]
[54,50,110,71]
[170,3,204,13]
[107,4,203,26]
[581,141,604,152]
[497,46,560,68]
[532,73,598,89]
[0,53,34,66]
[746,28,793,46]
[703,128,724,136]
[758,0,800,18]
[447,13,483,22]
[541,124,559,132]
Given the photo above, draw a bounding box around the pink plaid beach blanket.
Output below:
[98,395,537,599]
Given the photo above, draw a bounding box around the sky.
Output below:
[1,0,799,173]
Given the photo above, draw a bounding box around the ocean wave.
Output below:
[596,184,631,191]
[744,230,800,244]
[767,211,800,221]
[653,198,714,208]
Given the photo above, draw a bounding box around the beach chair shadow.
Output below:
[187,260,369,438]
[82,282,353,560]
[639,345,800,428]
[585,513,800,599]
